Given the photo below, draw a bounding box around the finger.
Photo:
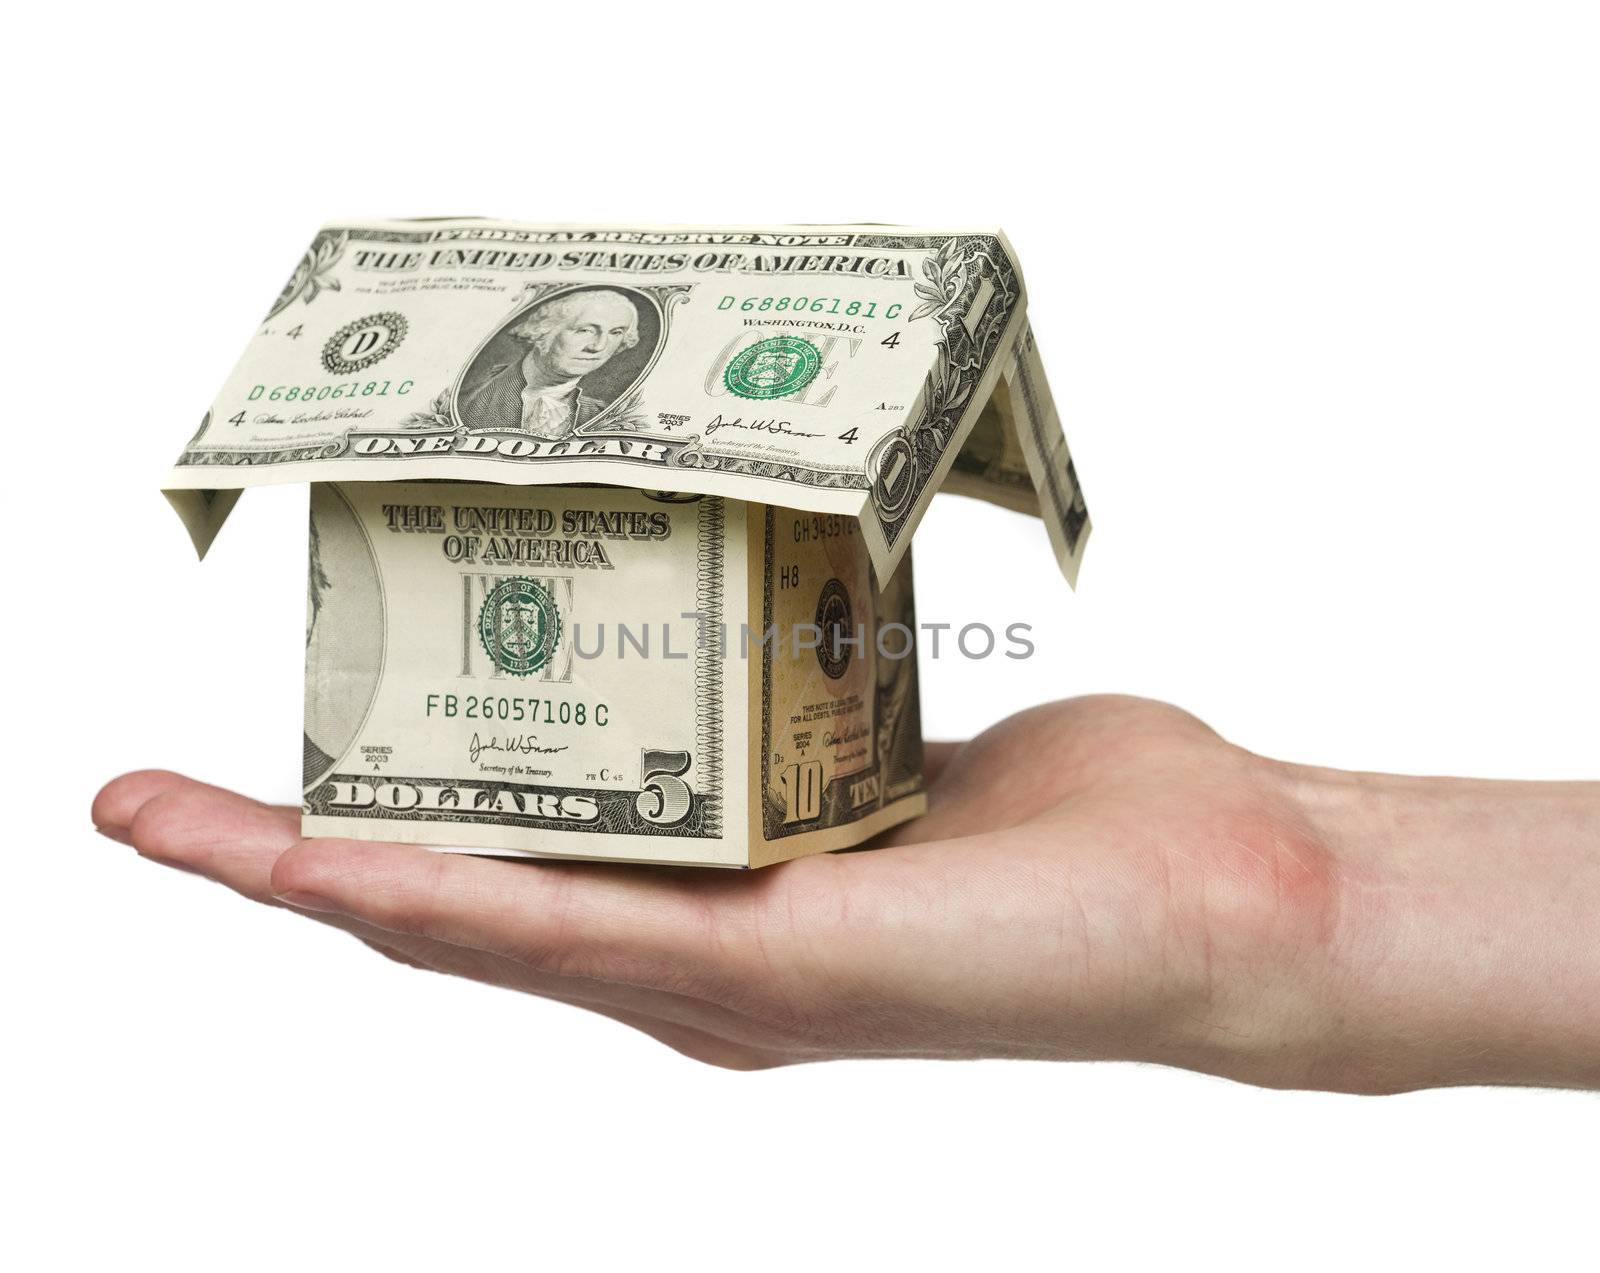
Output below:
[112,775,301,903]
[100,772,809,1058]
[269,837,767,998]
[99,771,781,1013]
[316,908,798,1064]
[601,1008,792,1070]
[358,935,437,974]
[356,931,788,1069]
[94,770,229,846]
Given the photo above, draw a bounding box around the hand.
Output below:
[92,696,1600,1091]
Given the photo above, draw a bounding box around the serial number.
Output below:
[792,513,859,542]
[247,379,413,403]
[717,295,903,318]
[425,694,608,727]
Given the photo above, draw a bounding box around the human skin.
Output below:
[91,696,1600,1092]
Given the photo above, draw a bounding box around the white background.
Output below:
[6,2,1598,1268]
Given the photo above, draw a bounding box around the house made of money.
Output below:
[163,220,1090,867]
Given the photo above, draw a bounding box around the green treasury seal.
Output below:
[723,335,823,400]
[478,577,562,676]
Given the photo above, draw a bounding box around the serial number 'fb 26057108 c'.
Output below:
[424,694,609,727]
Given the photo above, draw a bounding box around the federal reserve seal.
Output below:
[815,577,854,680]
[723,335,822,401]
[868,428,917,521]
[478,578,562,677]
[321,311,408,374]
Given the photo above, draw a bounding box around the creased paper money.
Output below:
[165,220,1090,584]
[303,482,924,867]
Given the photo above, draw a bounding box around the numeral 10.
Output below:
[778,761,824,824]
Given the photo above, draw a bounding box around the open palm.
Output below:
[94,696,1342,1085]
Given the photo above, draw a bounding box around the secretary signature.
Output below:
[704,414,823,440]
[469,733,571,764]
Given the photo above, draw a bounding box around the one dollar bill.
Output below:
[166,220,1090,586]
[302,482,925,867]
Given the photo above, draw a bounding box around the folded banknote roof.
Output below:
[163,219,1090,587]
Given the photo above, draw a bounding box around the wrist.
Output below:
[1281,762,1600,1092]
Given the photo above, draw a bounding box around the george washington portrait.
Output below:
[455,287,660,439]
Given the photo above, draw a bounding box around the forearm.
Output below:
[1287,763,1600,1092]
